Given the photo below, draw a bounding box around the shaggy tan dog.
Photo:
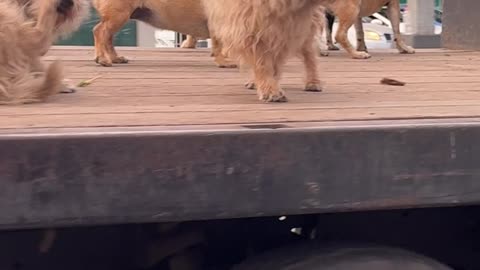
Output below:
[204,0,326,102]
[322,0,415,59]
[92,0,236,68]
[93,0,326,102]
[17,0,90,49]
[0,0,89,105]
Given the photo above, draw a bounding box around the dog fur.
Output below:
[17,0,90,47]
[180,35,241,69]
[0,0,89,105]
[92,0,236,68]
[322,0,415,59]
[325,12,340,51]
[180,35,197,49]
[93,0,326,102]
[204,0,327,102]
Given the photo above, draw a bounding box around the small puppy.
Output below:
[0,0,89,105]
[322,0,415,59]
[204,0,326,102]
[92,0,236,68]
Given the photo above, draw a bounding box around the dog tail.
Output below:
[0,61,63,105]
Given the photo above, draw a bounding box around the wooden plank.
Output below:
[4,105,480,129]
[2,47,480,129]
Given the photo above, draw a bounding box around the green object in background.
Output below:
[400,0,443,9]
[55,8,137,46]
[400,0,442,7]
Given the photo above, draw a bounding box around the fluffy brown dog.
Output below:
[92,0,236,68]
[94,0,326,102]
[322,0,415,59]
[205,0,326,102]
[0,0,89,105]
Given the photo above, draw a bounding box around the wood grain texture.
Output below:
[1,47,480,132]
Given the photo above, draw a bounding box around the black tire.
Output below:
[232,242,453,270]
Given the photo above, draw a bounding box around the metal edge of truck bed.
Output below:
[1,118,480,230]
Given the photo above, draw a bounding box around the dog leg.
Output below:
[31,58,75,94]
[326,12,339,51]
[245,56,286,91]
[335,8,371,59]
[211,36,237,68]
[109,41,129,64]
[180,35,197,48]
[213,53,237,68]
[354,17,368,52]
[93,8,130,67]
[244,64,284,91]
[31,1,75,94]
[253,52,287,102]
[387,0,415,54]
[317,32,330,57]
[20,0,59,56]
[244,79,256,90]
[301,39,323,92]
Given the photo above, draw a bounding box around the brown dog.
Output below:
[93,0,326,102]
[92,0,236,68]
[322,0,415,59]
[0,0,89,105]
[204,0,326,102]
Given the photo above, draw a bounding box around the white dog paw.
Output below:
[352,51,371,59]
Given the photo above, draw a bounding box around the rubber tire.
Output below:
[232,243,453,270]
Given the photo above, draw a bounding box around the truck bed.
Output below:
[4,47,480,131]
[1,47,480,229]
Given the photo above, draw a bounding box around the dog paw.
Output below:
[399,46,415,54]
[214,58,237,69]
[216,61,237,68]
[180,40,196,49]
[95,57,113,67]
[112,56,129,64]
[356,46,368,53]
[244,81,256,90]
[304,82,323,92]
[258,89,288,103]
[319,51,330,57]
[352,51,371,59]
[328,44,340,51]
[61,79,76,94]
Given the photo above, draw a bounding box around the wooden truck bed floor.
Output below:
[1,47,480,229]
[2,47,480,132]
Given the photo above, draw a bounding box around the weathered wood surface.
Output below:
[1,47,480,229]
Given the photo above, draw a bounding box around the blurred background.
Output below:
[55,0,443,50]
